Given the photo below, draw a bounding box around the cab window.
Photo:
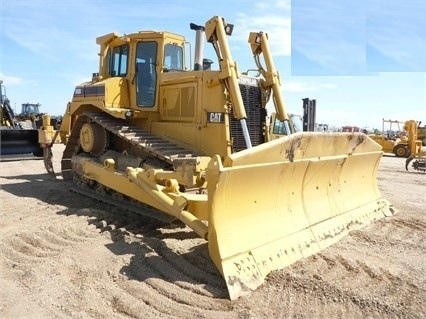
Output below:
[135,41,157,107]
[273,118,286,135]
[110,44,128,77]
[164,44,183,71]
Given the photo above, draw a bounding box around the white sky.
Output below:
[1,0,425,130]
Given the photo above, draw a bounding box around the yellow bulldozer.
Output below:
[404,120,426,173]
[38,16,395,300]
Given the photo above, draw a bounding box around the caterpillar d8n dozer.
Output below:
[0,80,43,157]
[39,16,396,300]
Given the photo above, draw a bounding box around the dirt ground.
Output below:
[0,145,425,319]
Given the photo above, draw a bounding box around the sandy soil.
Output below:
[1,145,425,319]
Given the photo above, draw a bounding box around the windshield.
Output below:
[289,114,303,132]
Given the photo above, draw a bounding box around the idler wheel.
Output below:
[79,122,108,156]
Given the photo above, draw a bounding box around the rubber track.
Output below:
[61,111,200,180]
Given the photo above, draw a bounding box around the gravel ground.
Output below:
[1,146,425,319]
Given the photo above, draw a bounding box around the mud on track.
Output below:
[1,146,425,319]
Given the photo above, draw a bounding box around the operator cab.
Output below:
[21,103,41,115]
[101,32,186,110]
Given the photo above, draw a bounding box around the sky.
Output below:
[0,0,425,130]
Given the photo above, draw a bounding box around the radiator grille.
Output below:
[229,84,266,152]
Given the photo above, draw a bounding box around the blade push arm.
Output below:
[205,16,252,148]
[248,32,289,123]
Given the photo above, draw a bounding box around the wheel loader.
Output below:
[16,102,62,130]
[38,16,396,300]
[0,80,43,157]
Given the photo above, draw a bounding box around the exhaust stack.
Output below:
[190,23,205,71]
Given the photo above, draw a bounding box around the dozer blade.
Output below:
[0,129,43,157]
[206,132,395,300]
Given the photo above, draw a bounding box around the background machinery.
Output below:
[369,119,411,157]
[417,123,426,146]
[302,97,316,132]
[404,120,426,172]
[38,16,395,299]
[15,102,62,130]
[267,112,302,140]
[15,103,42,129]
[0,80,43,157]
[268,98,319,140]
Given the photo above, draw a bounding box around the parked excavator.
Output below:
[0,80,43,157]
[38,16,395,300]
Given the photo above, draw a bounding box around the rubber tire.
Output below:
[393,145,410,158]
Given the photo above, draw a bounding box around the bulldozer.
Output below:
[404,120,426,173]
[0,80,43,157]
[38,16,395,300]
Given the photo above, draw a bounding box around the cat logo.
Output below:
[207,112,225,123]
